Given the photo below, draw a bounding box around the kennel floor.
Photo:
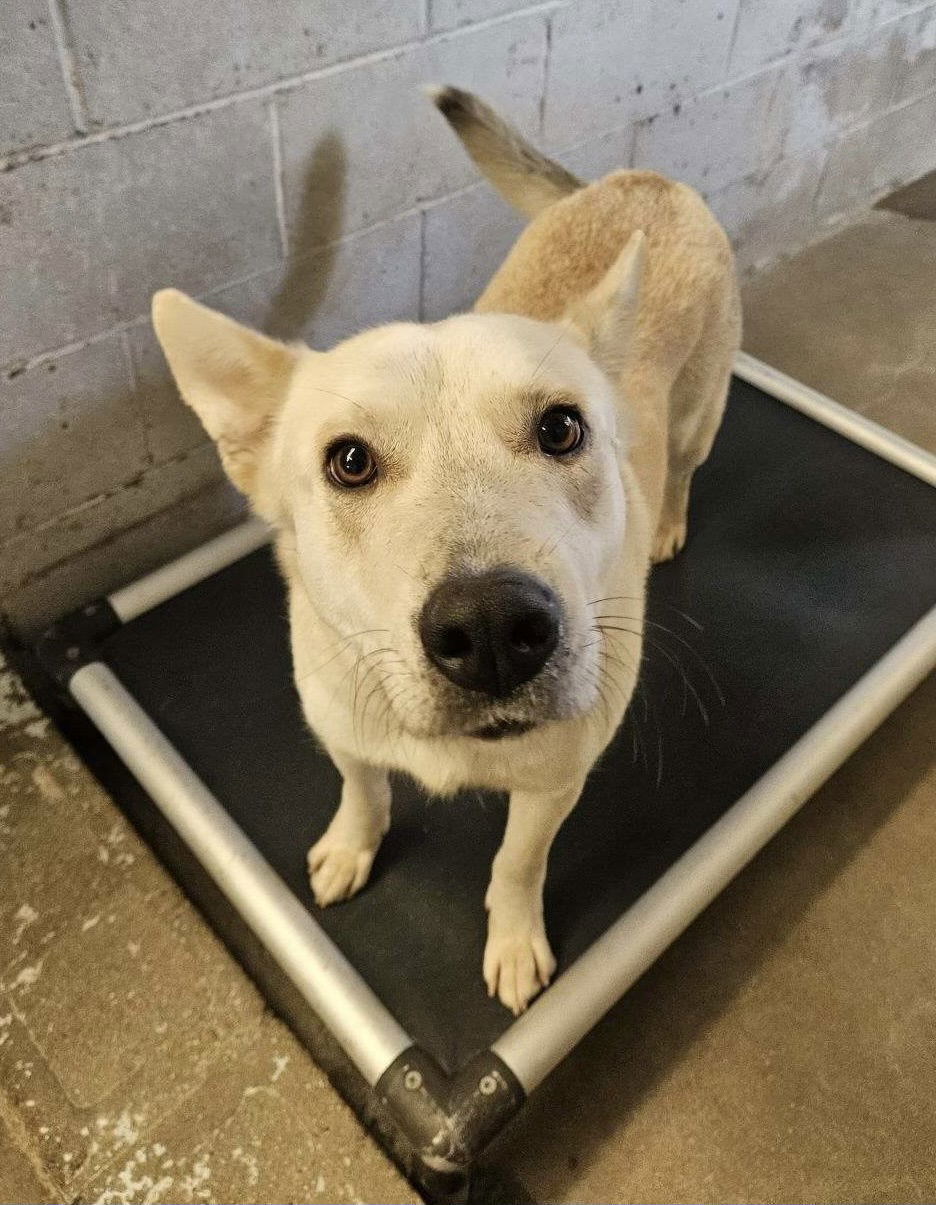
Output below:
[78,375,936,1077]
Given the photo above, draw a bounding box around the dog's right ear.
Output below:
[152,289,299,499]
[568,230,645,380]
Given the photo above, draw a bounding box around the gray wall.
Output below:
[2,0,935,629]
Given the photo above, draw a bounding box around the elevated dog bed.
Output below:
[28,356,936,1198]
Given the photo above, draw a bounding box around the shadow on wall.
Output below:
[265,132,347,341]
[0,135,349,633]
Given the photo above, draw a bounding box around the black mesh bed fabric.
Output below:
[98,379,936,1074]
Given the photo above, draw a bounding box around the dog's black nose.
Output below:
[419,569,561,697]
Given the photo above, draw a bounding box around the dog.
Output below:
[152,87,740,1014]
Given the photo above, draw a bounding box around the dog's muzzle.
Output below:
[418,568,561,698]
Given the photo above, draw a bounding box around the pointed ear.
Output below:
[151,289,299,498]
[569,230,645,378]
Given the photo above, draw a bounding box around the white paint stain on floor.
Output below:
[7,959,44,991]
[0,652,40,731]
[12,903,39,944]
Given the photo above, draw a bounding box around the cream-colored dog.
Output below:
[152,88,740,1014]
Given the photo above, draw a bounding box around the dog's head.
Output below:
[153,233,643,741]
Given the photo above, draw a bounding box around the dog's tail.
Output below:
[428,85,582,219]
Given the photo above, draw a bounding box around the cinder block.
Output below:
[780,7,936,159]
[818,90,936,217]
[856,0,930,27]
[886,3,936,108]
[62,0,423,127]
[126,326,215,466]
[543,0,740,149]
[729,0,855,75]
[422,185,525,320]
[561,121,636,179]
[277,15,547,245]
[0,100,280,364]
[0,336,143,545]
[261,210,423,347]
[429,0,530,32]
[128,211,421,465]
[707,147,827,271]
[779,30,894,158]
[1,471,242,634]
[0,444,228,615]
[634,67,785,195]
[220,210,423,348]
[0,2,74,156]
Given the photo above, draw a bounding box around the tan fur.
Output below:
[477,171,741,551]
[151,91,740,1015]
[429,85,582,218]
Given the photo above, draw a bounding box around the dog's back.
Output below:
[432,86,741,558]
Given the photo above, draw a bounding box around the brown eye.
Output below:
[537,406,585,456]
[327,440,377,488]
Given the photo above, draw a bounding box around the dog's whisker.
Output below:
[602,613,723,717]
[390,560,422,584]
[357,652,402,735]
[595,665,625,714]
[586,594,643,607]
[377,681,404,745]
[295,628,391,687]
[308,385,372,414]
[598,646,638,680]
[593,622,642,638]
[646,633,709,726]
[529,315,577,382]
[346,645,394,744]
[534,512,581,564]
[630,697,648,773]
[355,648,409,735]
[371,679,397,746]
[596,618,709,735]
[663,603,704,631]
[376,674,418,734]
[643,620,725,707]
[348,650,366,748]
[639,683,664,788]
[580,663,613,732]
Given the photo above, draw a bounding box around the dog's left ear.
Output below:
[152,289,299,501]
[569,230,645,378]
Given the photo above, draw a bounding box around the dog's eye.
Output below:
[326,440,377,488]
[537,406,585,456]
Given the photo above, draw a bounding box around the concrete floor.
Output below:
[1,191,934,1203]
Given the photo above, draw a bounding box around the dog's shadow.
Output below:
[263,131,347,343]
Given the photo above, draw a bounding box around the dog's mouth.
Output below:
[469,718,537,741]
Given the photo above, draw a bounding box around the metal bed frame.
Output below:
[28,354,936,1195]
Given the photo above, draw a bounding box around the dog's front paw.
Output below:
[307,835,377,906]
[483,920,556,1015]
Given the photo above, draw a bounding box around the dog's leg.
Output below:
[308,752,391,906]
[653,468,693,562]
[484,780,583,1014]
[653,281,740,563]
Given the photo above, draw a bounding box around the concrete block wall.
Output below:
[2,0,935,629]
